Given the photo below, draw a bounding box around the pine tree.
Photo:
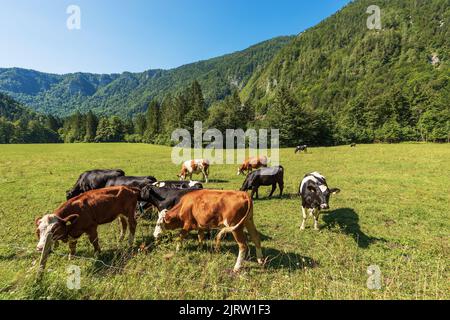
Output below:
[143,100,160,143]
[84,111,98,142]
[184,80,207,131]
[134,114,146,137]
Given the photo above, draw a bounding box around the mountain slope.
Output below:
[0,36,293,117]
[241,0,449,142]
[0,92,36,121]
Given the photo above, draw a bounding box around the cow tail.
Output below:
[215,194,253,249]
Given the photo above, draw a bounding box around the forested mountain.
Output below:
[0,36,293,117]
[0,93,60,143]
[241,0,449,143]
[1,0,448,145]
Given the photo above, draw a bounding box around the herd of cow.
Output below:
[35,148,340,272]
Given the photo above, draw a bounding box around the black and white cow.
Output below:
[140,185,200,211]
[152,180,203,189]
[298,172,340,230]
[295,145,308,154]
[105,176,157,189]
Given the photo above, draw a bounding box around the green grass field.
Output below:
[0,143,448,300]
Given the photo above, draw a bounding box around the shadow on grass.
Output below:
[85,248,135,275]
[205,179,229,184]
[180,239,316,271]
[322,208,386,249]
[252,192,298,201]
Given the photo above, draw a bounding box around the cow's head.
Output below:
[240,173,255,191]
[140,185,165,206]
[305,183,340,210]
[153,209,182,239]
[153,210,167,238]
[177,167,187,181]
[35,214,79,251]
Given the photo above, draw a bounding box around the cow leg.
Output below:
[118,216,128,241]
[231,227,248,272]
[68,240,77,260]
[88,228,101,254]
[202,169,208,183]
[313,209,320,231]
[300,207,307,230]
[176,229,188,252]
[198,230,205,245]
[268,184,276,198]
[244,217,263,264]
[279,181,284,198]
[127,214,137,247]
[252,187,259,199]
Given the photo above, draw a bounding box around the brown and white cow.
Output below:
[35,186,140,258]
[178,159,210,183]
[237,155,268,176]
[153,190,263,272]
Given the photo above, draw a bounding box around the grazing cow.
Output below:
[237,155,268,176]
[240,166,284,199]
[298,172,340,230]
[105,176,157,216]
[153,190,263,272]
[105,176,157,189]
[140,185,200,211]
[295,145,308,154]
[66,169,125,200]
[152,180,203,189]
[35,186,141,257]
[178,159,210,183]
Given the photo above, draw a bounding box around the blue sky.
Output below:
[0,0,351,74]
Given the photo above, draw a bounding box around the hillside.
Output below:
[0,93,60,143]
[0,92,35,121]
[241,0,449,143]
[0,36,293,117]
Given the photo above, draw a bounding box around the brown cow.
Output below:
[35,186,140,258]
[237,156,268,176]
[153,190,263,272]
[178,159,210,183]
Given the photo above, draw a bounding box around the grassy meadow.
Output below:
[0,143,448,300]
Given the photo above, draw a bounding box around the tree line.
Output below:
[1,79,448,145]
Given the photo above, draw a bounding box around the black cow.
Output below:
[295,145,308,153]
[66,169,125,200]
[105,176,157,189]
[298,172,340,230]
[152,180,203,189]
[351,143,357,148]
[140,185,200,211]
[240,166,284,199]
